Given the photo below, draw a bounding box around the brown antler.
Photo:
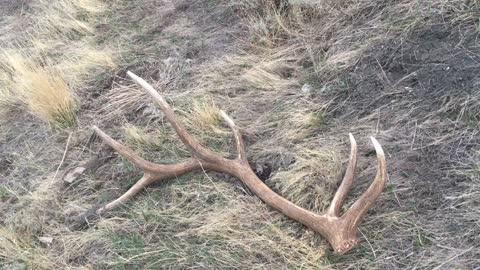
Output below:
[92,71,387,254]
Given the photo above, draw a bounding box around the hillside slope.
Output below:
[1,0,479,269]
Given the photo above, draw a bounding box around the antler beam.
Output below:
[92,71,387,253]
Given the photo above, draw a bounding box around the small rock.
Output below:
[62,155,113,185]
[9,262,26,270]
[301,83,312,94]
[38,236,53,246]
[63,166,87,184]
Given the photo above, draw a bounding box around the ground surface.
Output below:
[1,0,479,269]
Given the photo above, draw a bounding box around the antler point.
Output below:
[348,133,356,146]
[370,137,385,157]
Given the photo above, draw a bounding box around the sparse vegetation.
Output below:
[1,0,480,269]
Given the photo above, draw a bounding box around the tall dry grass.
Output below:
[1,51,76,127]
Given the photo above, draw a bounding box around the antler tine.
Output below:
[219,110,248,164]
[93,126,156,171]
[342,137,387,227]
[93,125,200,174]
[98,175,151,213]
[92,126,203,214]
[126,71,220,162]
[327,133,357,217]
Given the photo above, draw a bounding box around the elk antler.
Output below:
[92,71,387,254]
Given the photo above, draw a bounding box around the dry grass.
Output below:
[90,174,332,269]
[0,0,114,127]
[193,51,300,96]
[55,45,116,88]
[0,72,15,107]
[27,0,105,38]
[1,0,480,269]
[124,123,165,150]
[101,58,189,121]
[0,227,54,269]
[272,147,343,212]
[1,51,76,127]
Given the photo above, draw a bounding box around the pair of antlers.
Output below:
[92,71,387,254]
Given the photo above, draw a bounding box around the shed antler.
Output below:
[92,71,387,254]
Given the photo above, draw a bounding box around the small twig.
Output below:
[375,58,393,88]
[376,109,381,134]
[410,120,418,151]
[359,229,376,259]
[52,132,73,184]
[432,246,473,270]
[20,0,27,16]
[393,70,419,87]
[198,161,228,200]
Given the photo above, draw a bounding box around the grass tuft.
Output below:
[124,123,164,151]
[1,51,77,128]
[190,99,224,134]
[271,147,342,212]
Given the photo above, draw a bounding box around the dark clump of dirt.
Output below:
[66,203,104,230]
[252,148,296,181]
[254,163,272,181]
[213,149,296,197]
[0,154,13,176]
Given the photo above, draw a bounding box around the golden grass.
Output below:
[189,99,226,134]
[124,123,165,150]
[1,51,76,127]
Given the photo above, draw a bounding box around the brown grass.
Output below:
[1,0,480,269]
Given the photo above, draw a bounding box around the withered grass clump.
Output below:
[271,147,343,212]
[1,52,76,128]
